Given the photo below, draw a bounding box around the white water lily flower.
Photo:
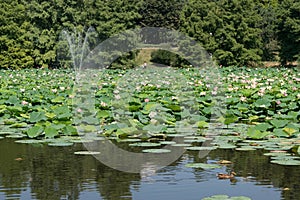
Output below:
[149,111,157,119]
[200,91,206,96]
[100,101,107,107]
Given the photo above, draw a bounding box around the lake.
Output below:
[1,138,299,200]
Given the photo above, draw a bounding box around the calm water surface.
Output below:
[0,138,299,200]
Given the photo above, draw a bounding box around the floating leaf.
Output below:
[197,121,209,128]
[254,123,272,132]
[236,147,256,151]
[185,146,216,151]
[271,159,300,166]
[159,141,176,145]
[171,143,191,147]
[97,110,110,118]
[74,151,101,155]
[218,144,237,149]
[63,125,78,136]
[6,134,26,139]
[185,163,221,169]
[48,142,74,147]
[27,125,44,138]
[117,138,142,143]
[142,149,171,153]
[10,122,28,128]
[269,119,289,129]
[143,124,166,133]
[29,111,46,123]
[45,126,59,138]
[15,139,44,144]
[247,127,270,139]
[283,127,297,136]
[6,96,19,105]
[230,197,252,200]
[129,142,161,147]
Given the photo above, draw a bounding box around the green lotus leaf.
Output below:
[142,149,171,153]
[29,111,47,123]
[269,119,289,129]
[10,122,28,128]
[74,151,101,155]
[185,146,217,151]
[97,110,110,118]
[230,196,252,200]
[45,126,59,138]
[15,139,44,144]
[27,125,44,138]
[143,124,166,133]
[197,121,209,128]
[129,142,161,147]
[63,125,78,136]
[185,163,221,169]
[271,159,300,166]
[236,147,256,151]
[48,142,74,147]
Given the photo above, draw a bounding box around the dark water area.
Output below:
[0,138,300,200]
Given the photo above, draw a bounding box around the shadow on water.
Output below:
[0,138,299,200]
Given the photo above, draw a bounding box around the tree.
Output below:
[256,0,280,61]
[277,0,300,65]
[0,0,35,69]
[180,0,263,66]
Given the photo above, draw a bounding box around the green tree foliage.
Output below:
[0,0,35,69]
[139,0,184,29]
[256,0,280,61]
[277,0,300,64]
[180,0,263,66]
[0,0,299,68]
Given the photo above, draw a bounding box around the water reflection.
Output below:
[0,139,299,199]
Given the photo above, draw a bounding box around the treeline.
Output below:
[0,0,299,69]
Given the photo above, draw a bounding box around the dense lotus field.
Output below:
[0,66,300,164]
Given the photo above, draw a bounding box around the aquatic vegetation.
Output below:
[185,163,222,169]
[202,195,251,200]
[0,67,299,166]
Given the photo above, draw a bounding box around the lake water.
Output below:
[1,138,299,200]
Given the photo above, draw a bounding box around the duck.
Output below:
[217,171,236,179]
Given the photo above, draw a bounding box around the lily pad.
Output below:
[271,159,300,166]
[264,152,291,157]
[271,156,300,160]
[6,134,26,139]
[48,142,74,147]
[68,139,94,143]
[230,197,252,200]
[202,195,229,200]
[184,139,206,143]
[142,149,171,153]
[15,139,44,144]
[202,195,251,200]
[185,146,217,151]
[159,141,176,145]
[74,151,101,155]
[171,143,192,147]
[218,144,237,149]
[117,138,142,143]
[235,147,256,151]
[185,163,222,169]
[129,142,161,147]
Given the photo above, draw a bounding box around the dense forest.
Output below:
[0,0,299,69]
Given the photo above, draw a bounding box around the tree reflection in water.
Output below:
[0,139,299,199]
